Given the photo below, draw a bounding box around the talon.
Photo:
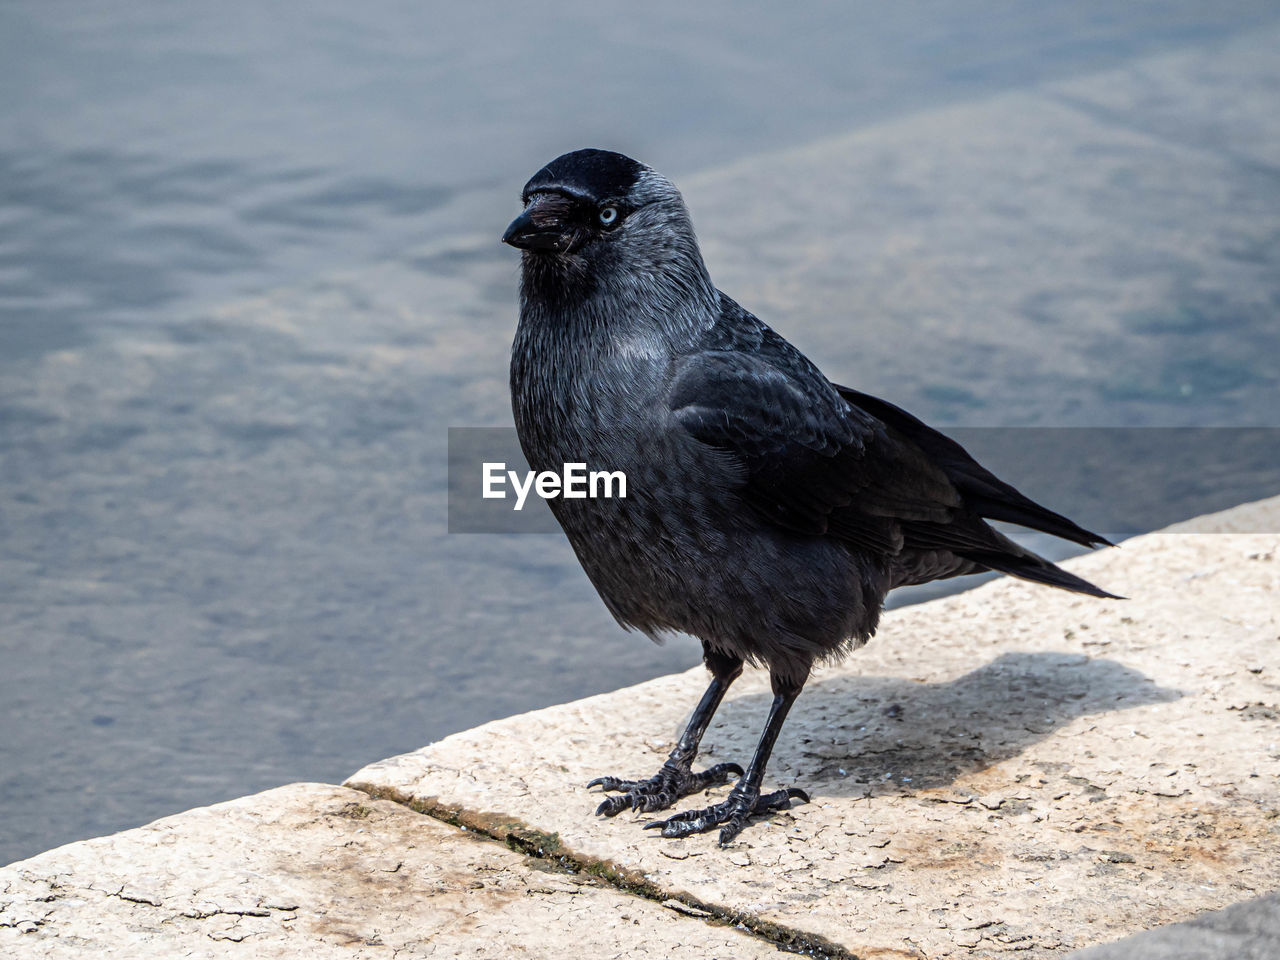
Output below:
[718,820,746,846]
[595,796,630,817]
[583,760,744,817]
[788,788,810,804]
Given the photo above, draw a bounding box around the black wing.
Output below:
[669,307,1116,598]
[670,348,958,551]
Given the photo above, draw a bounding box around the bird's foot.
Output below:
[588,758,744,816]
[643,782,809,845]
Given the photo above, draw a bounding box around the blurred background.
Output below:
[2,1,1278,865]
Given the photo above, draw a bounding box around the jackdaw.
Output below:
[503,148,1116,845]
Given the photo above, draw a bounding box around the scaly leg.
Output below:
[645,668,810,845]
[589,649,744,816]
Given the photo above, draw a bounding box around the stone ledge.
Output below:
[348,495,1280,959]
[0,782,788,958]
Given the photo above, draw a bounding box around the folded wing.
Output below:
[669,336,1116,599]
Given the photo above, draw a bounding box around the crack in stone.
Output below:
[350,781,863,960]
[107,887,164,908]
[99,885,285,922]
[181,906,274,919]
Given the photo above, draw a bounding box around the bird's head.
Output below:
[503,149,712,309]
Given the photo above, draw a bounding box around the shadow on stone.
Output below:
[708,651,1179,798]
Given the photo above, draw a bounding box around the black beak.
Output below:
[502,195,576,252]
[502,209,553,250]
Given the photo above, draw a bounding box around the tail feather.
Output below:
[968,549,1121,599]
[837,385,1113,548]
[833,384,1121,599]
[901,517,1122,600]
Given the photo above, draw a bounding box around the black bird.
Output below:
[503,148,1116,845]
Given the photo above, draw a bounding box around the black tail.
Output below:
[838,384,1121,600]
[900,516,1123,599]
[837,386,1113,548]
[965,542,1123,600]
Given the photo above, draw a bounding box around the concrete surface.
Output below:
[1061,495,1280,960]
[349,495,1280,958]
[0,782,782,959]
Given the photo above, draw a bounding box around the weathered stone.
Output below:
[350,496,1280,958]
[0,783,784,959]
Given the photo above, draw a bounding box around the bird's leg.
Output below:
[645,668,810,845]
[589,650,745,816]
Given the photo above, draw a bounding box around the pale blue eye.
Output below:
[598,206,618,225]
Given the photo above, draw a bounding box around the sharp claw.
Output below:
[787,788,810,804]
[586,777,609,790]
[642,819,668,831]
[596,796,629,817]
[725,763,745,778]
[718,825,743,846]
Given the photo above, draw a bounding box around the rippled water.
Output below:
[2,1,1278,864]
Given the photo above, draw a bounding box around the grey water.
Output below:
[2,1,1279,865]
